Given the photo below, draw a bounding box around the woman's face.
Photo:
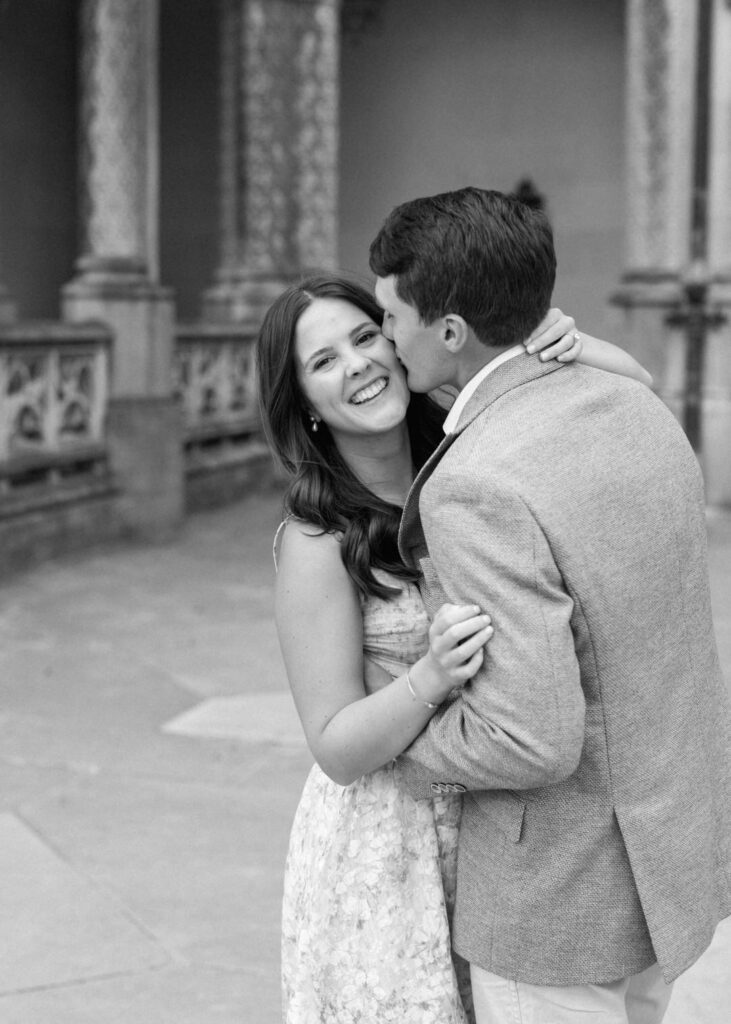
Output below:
[294,297,411,443]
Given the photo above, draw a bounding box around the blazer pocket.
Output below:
[469,789,526,844]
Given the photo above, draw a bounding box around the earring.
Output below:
[309,415,319,433]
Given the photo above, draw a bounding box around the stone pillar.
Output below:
[622,0,697,291]
[62,0,183,537]
[613,0,731,506]
[203,0,340,325]
[702,0,731,505]
[709,0,731,278]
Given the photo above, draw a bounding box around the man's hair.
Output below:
[368,186,556,347]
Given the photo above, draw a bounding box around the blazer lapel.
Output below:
[399,430,458,566]
[455,349,565,434]
[399,353,567,566]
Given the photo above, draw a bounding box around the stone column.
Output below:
[203,0,340,325]
[612,0,697,370]
[62,0,183,536]
[613,0,731,506]
[702,0,731,505]
[621,0,697,293]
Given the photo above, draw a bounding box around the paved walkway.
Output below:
[0,488,729,1023]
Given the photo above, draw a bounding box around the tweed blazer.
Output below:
[398,353,731,986]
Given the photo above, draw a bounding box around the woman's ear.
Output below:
[442,314,469,354]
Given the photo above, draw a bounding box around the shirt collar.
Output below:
[442,344,525,434]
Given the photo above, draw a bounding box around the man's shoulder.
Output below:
[434,365,693,490]
[465,363,669,436]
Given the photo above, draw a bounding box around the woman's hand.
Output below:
[410,603,493,706]
[527,312,653,385]
[525,308,583,363]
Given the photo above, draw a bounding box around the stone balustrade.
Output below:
[174,323,263,458]
[0,322,112,500]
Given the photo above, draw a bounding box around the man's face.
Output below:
[373,275,455,393]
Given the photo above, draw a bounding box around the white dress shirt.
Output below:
[442,344,525,434]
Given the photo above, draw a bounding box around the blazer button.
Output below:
[452,784,466,793]
[430,783,442,794]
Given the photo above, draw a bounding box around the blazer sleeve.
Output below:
[398,474,586,799]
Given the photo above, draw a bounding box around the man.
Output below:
[369,187,731,1023]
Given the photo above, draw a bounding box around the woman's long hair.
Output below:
[256,274,445,599]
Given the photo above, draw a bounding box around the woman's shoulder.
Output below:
[274,517,359,615]
[273,516,342,573]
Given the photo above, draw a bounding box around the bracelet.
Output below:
[406,668,439,710]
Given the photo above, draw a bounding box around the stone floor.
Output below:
[0,488,729,1022]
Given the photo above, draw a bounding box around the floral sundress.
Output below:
[280,567,474,1023]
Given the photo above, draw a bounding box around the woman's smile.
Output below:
[349,376,389,405]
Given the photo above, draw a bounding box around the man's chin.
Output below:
[402,369,423,393]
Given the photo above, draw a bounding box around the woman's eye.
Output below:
[313,355,333,370]
[356,331,377,345]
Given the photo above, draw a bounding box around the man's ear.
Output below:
[442,314,469,354]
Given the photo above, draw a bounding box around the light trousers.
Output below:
[470,962,674,1024]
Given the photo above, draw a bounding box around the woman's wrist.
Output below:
[406,667,439,709]
[408,657,449,708]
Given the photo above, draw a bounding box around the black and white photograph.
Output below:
[0,1,730,1021]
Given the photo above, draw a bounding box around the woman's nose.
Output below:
[344,351,371,376]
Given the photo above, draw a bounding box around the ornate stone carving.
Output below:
[206,0,340,322]
[173,326,259,441]
[64,0,174,405]
[76,0,158,279]
[0,325,110,471]
[239,0,301,279]
[296,0,339,270]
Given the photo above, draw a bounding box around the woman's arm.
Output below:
[275,521,492,786]
[526,309,653,387]
[574,332,653,387]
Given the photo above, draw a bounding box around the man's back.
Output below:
[399,358,731,984]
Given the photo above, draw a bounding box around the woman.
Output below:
[256,275,651,1024]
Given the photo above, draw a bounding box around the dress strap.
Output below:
[272,515,293,572]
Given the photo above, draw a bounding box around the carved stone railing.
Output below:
[0,322,112,504]
[173,324,266,472]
